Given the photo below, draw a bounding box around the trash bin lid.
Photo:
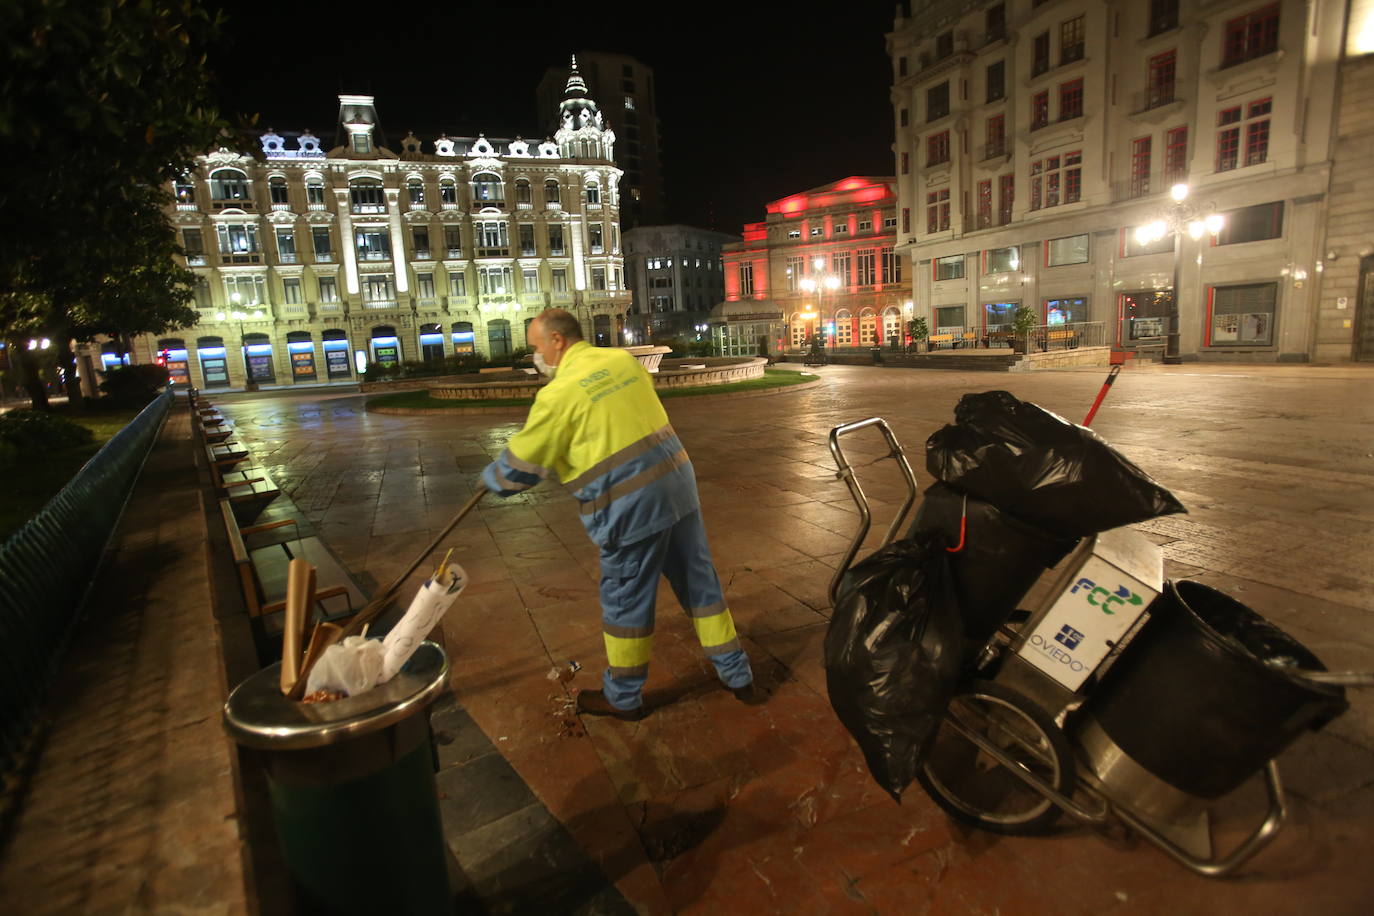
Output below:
[223,641,449,750]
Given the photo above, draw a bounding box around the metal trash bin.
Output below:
[224,641,451,913]
[870,347,883,365]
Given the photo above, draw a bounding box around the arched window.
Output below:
[209,168,250,202]
[859,308,878,346]
[349,177,385,213]
[268,176,289,205]
[418,322,445,362]
[439,177,457,206]
[882,306,903,347]
[305,177,326,207]
[471,172,503,202]
[544,179,561,205]
[451,321,475,355]
[585,182,600,205]
[834,309,854,346]
[174,175,196,204]
[515,179,531,204]
[407,178,425,208]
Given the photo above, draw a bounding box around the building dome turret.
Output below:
[554,54,615,161]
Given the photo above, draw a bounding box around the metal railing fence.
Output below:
[0,388,172,775]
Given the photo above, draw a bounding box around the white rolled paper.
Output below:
[379,564,468,683]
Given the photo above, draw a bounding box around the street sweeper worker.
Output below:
[481,308,760,720]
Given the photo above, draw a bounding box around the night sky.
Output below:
[207,1,899,234]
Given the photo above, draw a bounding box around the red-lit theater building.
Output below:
[715,178,910,356]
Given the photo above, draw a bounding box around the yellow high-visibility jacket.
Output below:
[481,341,699,549]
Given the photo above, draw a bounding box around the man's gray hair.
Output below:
[539,308,584,341]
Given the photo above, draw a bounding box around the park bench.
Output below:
[983,330,1013,348]
[928,330,978,349]
[205,440,250,487]
[1044,327,1080,348]
[219,498,363,655]
[218,468,281,525]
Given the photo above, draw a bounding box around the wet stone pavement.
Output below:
[214,363,1374,914]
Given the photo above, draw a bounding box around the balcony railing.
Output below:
[362,299,397,309]
[441,201,459,210]
[446,248,462,258]
[278,253,298,264]
[983,141,1006,160]
[475,247,509,258]
[185,254,207,266]
[308,202,328,211]
[212,199,255,211]
[358,251,391,261]
[351,203,387,214]
[221,252,261,264]
[414,249,431,260]
[1132,86,1178,114]
[315,252,334,263]
[271,203,291,212]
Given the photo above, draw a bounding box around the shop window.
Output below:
[1046,234,1089,266]
[1209,283,1276,346]
[1045,297,1086,325]
[1216,201,1283,245]
[1119,290,1170,341]
[935,305,965,330]
[1123,225,1174,257]
[934,255,965,280]
[985,247,1019,273]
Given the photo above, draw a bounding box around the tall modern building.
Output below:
[128,69,629,389]
[718,177,909,354]
[537,53,665,228]
[623,225,737,341]
[888,0,1355,362]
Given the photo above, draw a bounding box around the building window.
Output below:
[899,56,907,77]
[1029,152,1081,210]
[412,227,430,258]
[1045,298,1086,324]
[935,305,965,330]
[312,227,332,260]
[363,274,393,303]
[884,214,897,230]
[478,266,513,296]
[544,179,561,205]
[1245,98,1272,165]
[269,177,289,205]
[444,225,461,257]
[927,82,950,121]
[585,183,601,205]
[810,225,824,237]
[174,176,196,204]
[182,229,204,264]
[985,247,1019,273]
[738,262,754,296]
[349,179,385,213]
[351,133,370,154]
[522,268,540,292]
[440,179,457,205]
[1217,98,1270,171]
[591,267,607,291]
[1032,32,1050,76]
[900,108,909,127]
[928,130,951,166]
[1147,50,1177,109]
[471,172,503,202]
[589,224,603,253]
[355,229,391,260]
[216,223,259,258]
[209,168,250,201]
[856,250,877,286]
[1165,126,1189,184]
[859,218,872,232]
[1124,225,1174,257]
[936,30,953,59]
[935,255,965,280]
[901,151,909,174]
[786,256,805,290]
[547,224,564,255]
[976,180,992,229]
[1059,78,1084,121]
[902,208,910,234]
[1222,4,1280,68]
[449,271,467,296]
[986,60,1005,102]
[926,189,950,233]
[1209,282,1276,346]
[550,269,568,292]
[788,228,801,239]
[834,222,849,235]
[986,114,1005,159]
[1046,234,1090,266]
[519,224,536,256]
[306,180,326,206]
[998,174,1014,225]
[1149,0,1179,36]
[415,273,435,299]
[987,3,1006,42]
[1217,201,1283,245]
[407,178,425,207]
[1130,136,1152,198]
[282,277,302,304]
[224,275,266,306]
[881,247,902,284]
[831,250,852,282]
[1060,16,1085,65]
[276,229,297,263]
[515,179,531,204]
[318,276,338,303]
[1032,91,1049,130]
[476,221,509,255]
[624,96,635,110]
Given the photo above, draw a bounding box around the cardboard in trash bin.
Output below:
[1015,527,1163,691]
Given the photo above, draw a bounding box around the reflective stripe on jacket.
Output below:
[481,340,699,548]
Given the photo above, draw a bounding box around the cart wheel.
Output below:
[917,680,1075,835]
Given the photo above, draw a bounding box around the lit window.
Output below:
[1208,283,1276,346]
[1060,16,1085,65]
[1046,234,1089,266]
[624,96,635,110]
[1216,98,1269,171]
[935,255,964,280]
[471,172,504,202]
[1222,4,1280,68]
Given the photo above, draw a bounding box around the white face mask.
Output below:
[532,350,557,377]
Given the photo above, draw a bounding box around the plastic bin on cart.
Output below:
[223,641,452,914]
[1082,581,1348,799]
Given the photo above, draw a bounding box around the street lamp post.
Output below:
[799,257,842,351]
[1136,183,1225,365]
[218,296,267,391]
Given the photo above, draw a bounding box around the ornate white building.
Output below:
[127,57,629,388]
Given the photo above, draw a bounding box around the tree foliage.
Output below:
[0,0,225,407]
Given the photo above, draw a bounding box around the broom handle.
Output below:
[337,488,487,639]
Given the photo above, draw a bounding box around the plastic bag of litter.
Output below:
[304,636,386,696]
[824,535,963,801]
[926,390,1185,537]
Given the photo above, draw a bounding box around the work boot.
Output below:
[726,681,767,706]
[576,689,646,721]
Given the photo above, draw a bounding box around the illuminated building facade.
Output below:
[889,0,1357,362]
[623,225,737,342]
[128,60,629,389]
[718,178,909,355]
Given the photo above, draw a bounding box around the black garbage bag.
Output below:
[824,535,963,801]
[926,390,1185,537]
[909,482,1078,652]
